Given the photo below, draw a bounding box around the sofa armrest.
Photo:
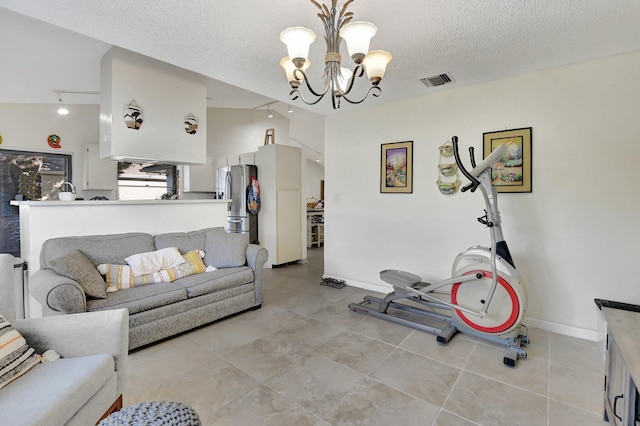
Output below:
[29,268,86,315]
[246,244,268,305]
[13,309,129,396]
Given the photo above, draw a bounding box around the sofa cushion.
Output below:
[86,283,187,315]
[40,233,155,270]
[124,247,184,276]
[49,250,108,299]
[0,315,41,390]
[154,228,209,254]
[173,267,255,298]
[0,354,115,426]
[204,228,249,268]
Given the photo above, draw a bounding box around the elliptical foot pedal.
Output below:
[379,270,422,287]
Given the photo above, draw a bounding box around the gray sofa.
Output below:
[29,227,268,350]
[0,309,129,426]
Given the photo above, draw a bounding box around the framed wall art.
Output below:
[380,141,413,193]
[483,127,532,193]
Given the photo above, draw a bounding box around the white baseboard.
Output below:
[523,317,603,342]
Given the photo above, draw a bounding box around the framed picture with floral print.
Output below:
[483,127,532,193]
[380,141,413,193]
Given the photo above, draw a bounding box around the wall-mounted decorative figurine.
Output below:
[47,134,62,149]
[123,100,143,130]
[436,140,461,195]
[184,113,198,134]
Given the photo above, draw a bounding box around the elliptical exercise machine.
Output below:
[348,136,529,366]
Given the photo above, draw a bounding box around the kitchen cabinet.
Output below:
[255,144,302,267]
[182,158,215,192]
[597,300,640,425]
[82,144,117,190]
[239,152,256,165]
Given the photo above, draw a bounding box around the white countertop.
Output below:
[601,306,640,385]
[11,199,231,206]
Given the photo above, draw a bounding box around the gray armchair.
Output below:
[0,309,129,425]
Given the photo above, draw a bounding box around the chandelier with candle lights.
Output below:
[279,0,392,109]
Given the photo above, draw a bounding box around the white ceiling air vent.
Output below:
[420,73,454,87]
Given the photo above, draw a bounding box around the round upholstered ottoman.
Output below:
[99,401,201,426]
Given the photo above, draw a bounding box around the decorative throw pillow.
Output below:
[204,229,249,268]
[124,247,185,277]
[164,249,207,281]
[98,250,207,292]
[49,249,108,299]
[0,315,41,390]
[97,264,170,292]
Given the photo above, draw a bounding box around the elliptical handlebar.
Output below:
[452,136,480,193]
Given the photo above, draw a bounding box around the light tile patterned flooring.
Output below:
[125,248,607,425]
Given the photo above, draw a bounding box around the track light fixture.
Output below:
[55,92,69,116]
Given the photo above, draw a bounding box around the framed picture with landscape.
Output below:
[483,127,532,193]
[380,141,413,193]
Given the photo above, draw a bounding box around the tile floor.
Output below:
[125,248,607,425]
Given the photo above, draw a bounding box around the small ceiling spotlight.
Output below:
[287,105,293,113]
[55,92,69,116]
[267,106,273,118]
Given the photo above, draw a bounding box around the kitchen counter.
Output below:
[599,304,640,386]
[11,199,230,206]
[11,199,231,274]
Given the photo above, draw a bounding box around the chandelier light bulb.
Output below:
[280,56,311,88]
[337,67,353,92]
[280,27,316,68]
[363,50,392,85]
[339,21,377,64]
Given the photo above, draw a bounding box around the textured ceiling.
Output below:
[1,0,640,117]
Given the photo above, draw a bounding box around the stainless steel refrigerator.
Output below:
[221,164,259,244]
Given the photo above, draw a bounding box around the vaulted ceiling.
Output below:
[1,0,640,117]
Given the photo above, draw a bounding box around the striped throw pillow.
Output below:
[0,315,41,390]
[97,250,207,292]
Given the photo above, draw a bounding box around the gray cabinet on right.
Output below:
[599,302,640,425]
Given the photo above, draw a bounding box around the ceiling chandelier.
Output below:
[279,0,392,109]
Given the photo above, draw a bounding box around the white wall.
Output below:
[0,104,114,200]
[325,51,640,339]
[306,159,324,201]
[206,108,290,160]
[100,47,207,165]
